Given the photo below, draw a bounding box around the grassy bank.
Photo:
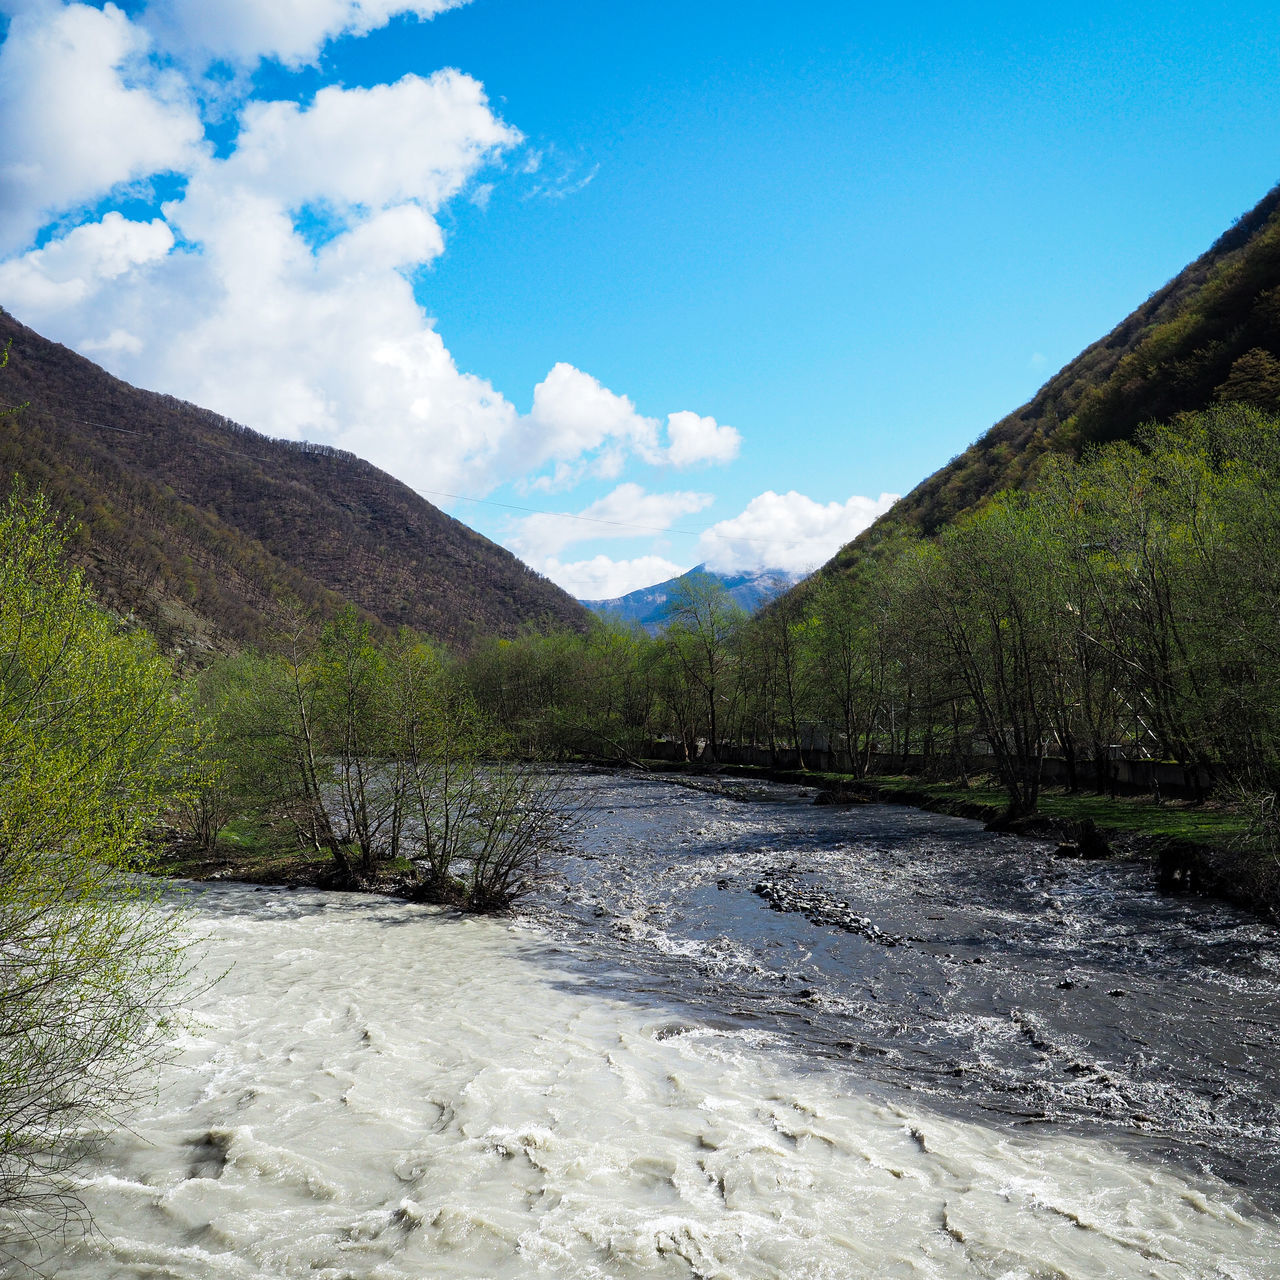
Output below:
[645,759,1244,841]
[845,774,1249,845]
[643,758,1275,919]
[152,820,409,892]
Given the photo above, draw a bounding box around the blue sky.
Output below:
[1,1,1278,596]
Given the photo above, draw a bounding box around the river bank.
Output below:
[23,767,1277,1277]
[155,758,1277,924]
[12,872,1278,1278]
[643,758,1278,920]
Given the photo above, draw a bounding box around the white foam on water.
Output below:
[11,883,1276,1279]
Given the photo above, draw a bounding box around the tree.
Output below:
[389,633,572,910]
[313,610,401,877]
[0,486,199,1234]
[390,636,487,897]
[204,620,571,910]
[663,573,744,760]
[210,641,357,879]
[808,554,906,776]
[922,498,1060,815]
[1214,348,1280,414]
[738,585,812,766]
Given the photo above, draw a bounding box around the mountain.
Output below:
[825,180,1280,572]
[582,565,804,632]
[0,309,587,655]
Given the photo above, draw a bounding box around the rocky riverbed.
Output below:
[529,769,1280,1202]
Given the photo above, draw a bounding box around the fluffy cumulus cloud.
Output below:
[0,2,204,252]
[0,1,743,504]
[0,59,532,490]
[525,368,742,487]
[223,72,517,212]
[146,0,472,69]
[0,212,173,313]
[526,364,660,483]
[665,410,741,467]
[698,490,900,576]
[510,483,712,560]
[538,554,689,602]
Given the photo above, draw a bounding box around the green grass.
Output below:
[152,818,425,888]
[153,818,328,884]
[838,773,1248,848]
[643,757,1250,850]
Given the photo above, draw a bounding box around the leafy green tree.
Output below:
[920,497,1061,815]
[1214,348,1280,413]
[313,610,401,876]
[390,636,487,897]
[204,619,571,910]
[663,573,744,760]
[807,550,912,775]
[651,634,704,760]
[210,641,356,877]
[176,667,242,852]
[747,587,813,765]
[1023,459,1133,793]
[1136,409,1280,787]
[873,536,970,774]
[0,486,199,1230]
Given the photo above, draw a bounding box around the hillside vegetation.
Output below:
[0,310,586,655]
[450,405,1280,914]
[828,181,1280,564]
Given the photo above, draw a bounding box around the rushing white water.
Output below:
[12,882,1277,1279]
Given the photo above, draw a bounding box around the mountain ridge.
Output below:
[823,180,1280,573]
[0,309,588,655]
[582,564,805,632]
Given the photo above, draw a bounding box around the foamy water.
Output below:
[10,882,1275,1279]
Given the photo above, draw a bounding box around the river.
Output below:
[10,770,1280,1277]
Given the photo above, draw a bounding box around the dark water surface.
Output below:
[530,770,1280,1202]
[12,770,1278,1278]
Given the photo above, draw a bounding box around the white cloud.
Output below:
[318,204,445,274]
[145,0,472,69]
[223,72,519,213]
[80,327,145,357]
[0,1,740,533]
[538,554,689,601]
[699,490,899,576]
[522,369,741,482]
[664,409,741,467]
[0,212,173,311]
[527,363,661,473]
[511,483,712,560]
[0,2,204,252]
[0,59,527,493]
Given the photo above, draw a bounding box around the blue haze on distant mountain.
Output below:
[580,565,805,633]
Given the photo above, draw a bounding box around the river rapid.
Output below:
[11,770,1280,1278]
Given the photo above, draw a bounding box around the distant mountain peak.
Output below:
[581,564,805,632]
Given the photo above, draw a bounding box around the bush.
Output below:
[0,487,200,1237]
[204,619,572,909]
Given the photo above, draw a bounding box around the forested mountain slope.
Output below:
[826,180,1280,569]
[0,309,587,654]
